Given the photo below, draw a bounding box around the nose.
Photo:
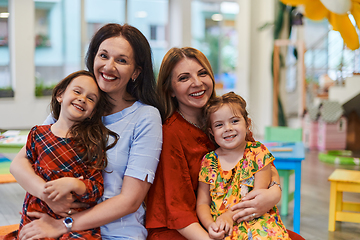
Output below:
[192,76,202,86]
[104,58,115,70]
[225,122,233,131]
[78,95,86,103]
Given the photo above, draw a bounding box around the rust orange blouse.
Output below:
[146,112,215,239]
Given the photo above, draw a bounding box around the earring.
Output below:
[132,77,137,82]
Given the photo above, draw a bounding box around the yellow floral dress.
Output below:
[198,141,290,240]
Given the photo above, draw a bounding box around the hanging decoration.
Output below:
[280,0,360,50]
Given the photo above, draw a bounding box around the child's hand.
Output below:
[44,177,85,201]
[215,211,234,236]
[208,222,226,239]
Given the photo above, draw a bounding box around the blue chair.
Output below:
[264,126,303,216]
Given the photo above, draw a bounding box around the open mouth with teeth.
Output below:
[190,90,205,97]
[102,73,116,81]
[224,135,236,140]
[72,103,84,111]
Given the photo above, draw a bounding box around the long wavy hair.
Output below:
[203,91,255,147]
[50,70,118,170]
[86,23,164,120]
[156,47,216,122]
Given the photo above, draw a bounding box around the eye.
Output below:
[214,123,223,128]
[99,53,108,59]
[232,119,240,124]
[199,70,208,76]
[73,90,80,95]
[117,58,127,64]
[178,75,188,82]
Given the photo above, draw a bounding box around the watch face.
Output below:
[64,217,73,224]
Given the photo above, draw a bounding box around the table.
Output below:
[264,142,305,234]
[0,130,28,154]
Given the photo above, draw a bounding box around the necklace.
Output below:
[177,110,201,129]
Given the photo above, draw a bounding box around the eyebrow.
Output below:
[98,48,129,59]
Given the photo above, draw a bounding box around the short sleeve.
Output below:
[164,132,198,229]
[25,126,38,164]
[125,106,162,183]
[242,142,275,180]
[198,152,217,185]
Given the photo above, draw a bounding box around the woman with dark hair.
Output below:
[10,24,163,240]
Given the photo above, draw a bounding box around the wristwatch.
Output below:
[63,217,73,232]
[269,181,282,192]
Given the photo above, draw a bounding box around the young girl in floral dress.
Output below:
[196,92,290,240]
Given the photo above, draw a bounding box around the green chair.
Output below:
[264,126,303,216]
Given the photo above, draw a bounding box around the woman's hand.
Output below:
[230,187,281,223]
[18,212,66,240]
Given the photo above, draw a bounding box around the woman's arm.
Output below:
[19,175,151,239]
[177,223,214,240]
[231,165,281,223]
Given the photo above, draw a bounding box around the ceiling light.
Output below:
[0,12,9,18]
[211,13,223,22]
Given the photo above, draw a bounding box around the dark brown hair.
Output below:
[85,23,163,119]
[203,91,255,147]
[50,70,118,170]
[156,47,216,121]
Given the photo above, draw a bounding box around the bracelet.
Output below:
[269,181,282,192]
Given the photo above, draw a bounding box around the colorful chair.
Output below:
[264,126,303,216]
[328,169,360,231]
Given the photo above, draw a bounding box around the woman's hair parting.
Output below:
[50,70,119,170]
[203,91,255,146]
[156,47,216,121]
[85,23,164,119]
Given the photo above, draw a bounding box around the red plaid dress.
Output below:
[5,125,103,240]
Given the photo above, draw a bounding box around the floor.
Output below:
[1,151,360,239]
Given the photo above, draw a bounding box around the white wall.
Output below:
[236,0,275,138]
[0,0,50,130]
[1,0,275,134]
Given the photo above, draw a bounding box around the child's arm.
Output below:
[253,164,272,190]
[10,146,85,216]
[44,167,104,203]
[44,177,87,201]
[196,181,227,239]
[10,146,47,199]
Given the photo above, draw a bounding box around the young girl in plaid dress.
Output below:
[196,92,289,240]
[5,70,118,240]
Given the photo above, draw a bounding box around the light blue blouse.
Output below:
[44,101,163,239]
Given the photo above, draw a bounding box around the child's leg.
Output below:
[60,228,102,240]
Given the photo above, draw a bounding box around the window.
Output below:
[0,1,12,97]
[128,0,168,75]
[192,1,239,92]
[34,0,82,97]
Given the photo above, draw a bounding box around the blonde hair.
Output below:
[203,91,255,146]
[156,47,216,121]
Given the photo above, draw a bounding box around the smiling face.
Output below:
[57,75,100,123]
[93,36,140,100]
[210,104,248,151]
[170,57,213,116]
